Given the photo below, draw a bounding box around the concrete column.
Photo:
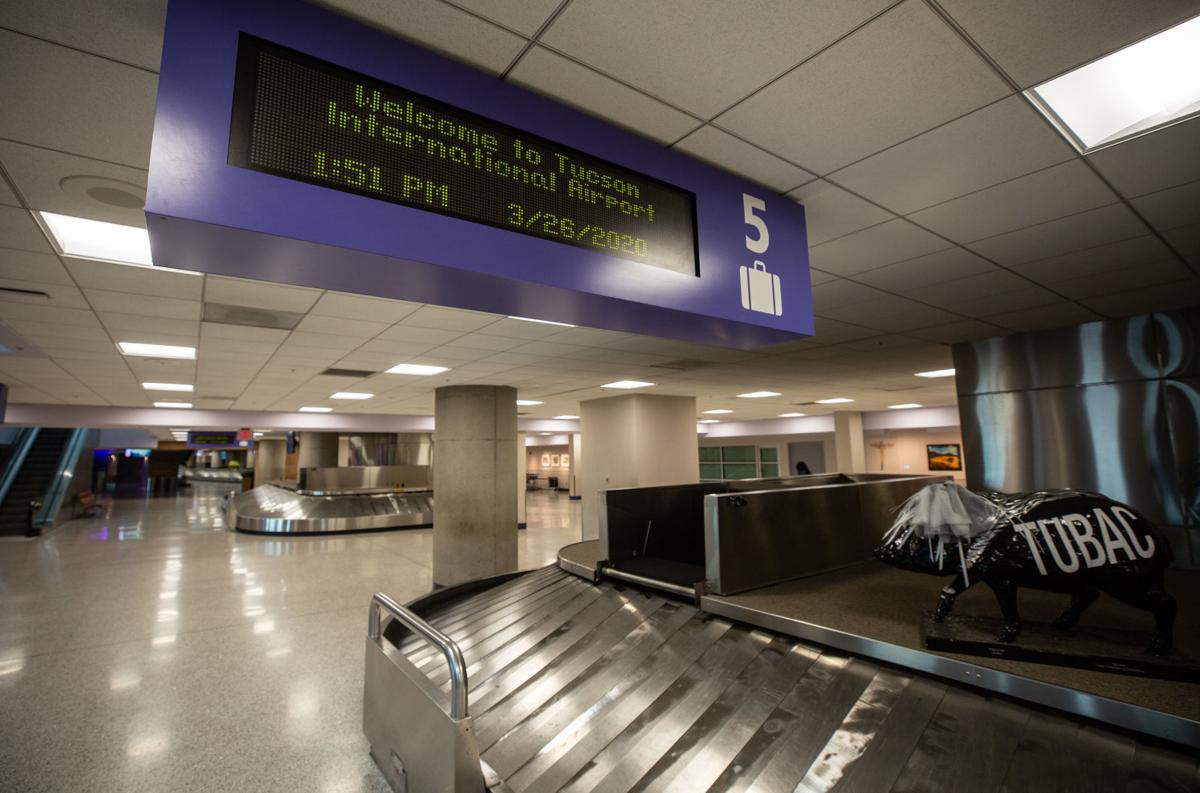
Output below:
[568,432,582,501]
[833,411,866,473]
[433,385,518,587]
[254,438,286,486]
[297,431,339,469]
[517,431,527,529]
[580,393,698,540]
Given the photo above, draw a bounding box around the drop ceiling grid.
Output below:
[0,0,1196,420]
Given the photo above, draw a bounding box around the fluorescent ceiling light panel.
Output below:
[737,391,781,399]
[142,382,193,392]
[330,391,373,400]
[508,316,576,327]
[698,419,720,424]
[118,342,196,360]
[299,406,333,413]
[516,399,543,406]
[553,415,580,420]
[816,397,854,404]
[38,211,153,266]
[601,380,654,389]
[703,409,733,414]
[386,363,449,376]
[1026,15,1200,151]
[915,368,955,378]
[779,412,806,418]
[154,401,192,409]
[888,403,923,409]
[253,432,264,437]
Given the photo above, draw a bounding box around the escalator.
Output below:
[0,428,74,536]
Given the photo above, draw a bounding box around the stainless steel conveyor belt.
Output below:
[364,565,1200,793]
[227,483,432,534]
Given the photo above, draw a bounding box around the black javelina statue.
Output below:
[874,483,1176,654]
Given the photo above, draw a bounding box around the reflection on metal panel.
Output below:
[954,309,1199,565]
[300,464,430,493]
[228,483,432,534]
[347,433,433,467]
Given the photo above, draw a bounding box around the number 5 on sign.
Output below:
[742,194,769,253]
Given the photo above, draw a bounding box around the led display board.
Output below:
[187,431,251,448]
[229,36,698,276]
[147,0,813,348]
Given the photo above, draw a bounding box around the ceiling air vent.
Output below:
[0,287,50,303]
[203,302,304,330]
[321,367,377,379]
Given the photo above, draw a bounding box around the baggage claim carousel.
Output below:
[362,474,1200,793]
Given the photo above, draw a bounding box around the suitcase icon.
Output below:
[740,260,782,316]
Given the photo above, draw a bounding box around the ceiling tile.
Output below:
[0,303,99,328]
[1080,276,1200,318]
[0,249,72,285]
[1040,259,1194,300]
[1009,234,1176,282]
[67,260,202,300]
[0,278,88,309]
[1164,222,1200,256]
[200,322,289,344]
[938,0,1200,87]
[293,314,390,338]
[0,176,17,207]
[808,219,953,277]
[312,0,526,74]
[401,305,502,332]
[484,317,575,340]
[0,205,52,254]
[907,160,1118,243]
[853,247,997,291]
[956,285,1064,316]
[542,0,894,118]
[905,319,1003,344]
[967,203,1148,265]
[1129,179,1200,233]
[282,332,364,352]
[446,333,526,352]
[904,269,1032,303]
[450,0,560,36]
[85,288,200,320]
[204,275,322,313]
[715,0,1009,174]
[509,46,699,145]
[310,291,421,323]
[787,180,893,245]
[98,312,199,340]
[0,0,167,71]
[1087,116,1200,198]
[0,31,156,168]
[674,126,815,192]
[829,96,1075,214]
[0,139,147,229]
[984,301,1103,332]
[811,279,887,310]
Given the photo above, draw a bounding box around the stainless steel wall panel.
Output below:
[229,483,433,534]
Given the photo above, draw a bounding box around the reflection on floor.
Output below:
[0,484,581,792]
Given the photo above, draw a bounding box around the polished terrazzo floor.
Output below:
[0,485,581,793]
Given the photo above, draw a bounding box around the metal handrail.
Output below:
[368,592,469,720]
[0,428,39,508]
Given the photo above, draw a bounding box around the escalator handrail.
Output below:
[34,429,88,527]
[0,427,40,508]
[368,592,469,720]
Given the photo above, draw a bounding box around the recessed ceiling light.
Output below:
[153,401,192,409]
[118,342,196,360]
[539,432,554,436]
[553,415,580,420]
[816,397,854,404]
[698,419,720,424]
[737,391,781,399]
[703,408,734,414]
[385,363,449,376]
[516,399,543,406]
[142,382,193,392]
[915,368,955,378]
[38,211,152,266]
[601,380,654,389]
[778,412,806,418]
[508,316,576,327]
[889,403,923,409]
[299,406,333,413]
[1026,15,1200,152]
[330,392,373,400]
[253,432,264,437]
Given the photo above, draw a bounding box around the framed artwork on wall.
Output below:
[550,454,560,467]
[561,454,569,467]
[541,453,551,466]
[926,443,962,471]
